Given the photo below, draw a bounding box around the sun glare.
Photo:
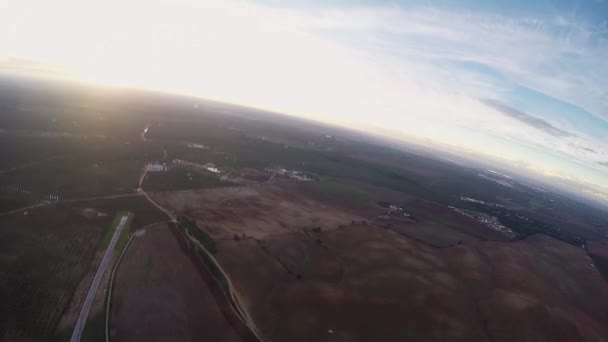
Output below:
[1,0,374,127]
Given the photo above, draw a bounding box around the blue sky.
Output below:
[0,0,606,201]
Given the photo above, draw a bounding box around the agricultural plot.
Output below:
[151,182,367,240]
[216,224,485,342]
[0,158,143,200]
[587,241,608,282]
[142,164,232,192]
[0,135,69,170]
[0,205,105,341]
[0,192,167,342]
[0,135,159,202]
[409,200,508,241]
[109,224,250,342]
[387,220,473,247]
[0,196,32,212]
[55,197,168,340]
[216,224,608,342]
[469,235,608,342]
[151,178,608,342]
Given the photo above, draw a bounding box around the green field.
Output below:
[0,205,104,341]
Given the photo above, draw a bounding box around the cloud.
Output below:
[480,99,574,137]
[569,143,597,154]
[297,5,608,183]
[599,162,608,167]
[302,6,608,123]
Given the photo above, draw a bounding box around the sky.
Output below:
[0,0,606,201]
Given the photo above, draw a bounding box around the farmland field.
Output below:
[155,181,608,342]
[216,224,608,342]
[151,182,367,240]
[109,223,254,342]
[0,195,166,341]
[0,205,104,341]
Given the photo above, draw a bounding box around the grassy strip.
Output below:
[81,310,106,342]
[98,211,130,250]
[178,216,217,254]
[194,245,230,295]
[114,214,134,253]
[175,217,228,295]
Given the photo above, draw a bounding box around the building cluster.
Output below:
[449,206,515,238]
[147,163,169,172]
[265,166,314,181]
[376,202,415,223]
[183,142,208,150]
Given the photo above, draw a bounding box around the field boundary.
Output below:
[105,233,134,342]
[104,220,166,342]
[0,193,141,217]
[173,221,265,342]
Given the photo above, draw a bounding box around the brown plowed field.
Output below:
[216,225,608,342]
[151,183,365,239]
[110,223,251,342]
[151,184,608,342]
[587,240,608,258]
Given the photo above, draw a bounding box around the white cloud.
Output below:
[295,6,608,121]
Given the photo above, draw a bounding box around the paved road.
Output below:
[70,215,129,342]
[0,202,49,217]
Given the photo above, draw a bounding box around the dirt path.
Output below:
[182,228,264,341]
[170,225,258,341]
[160,146,167,160]
[266,173,276,183]
[137,133,176,223]
[60,193,141,203]
[139,164,176,222]
[70,214,130,342]
[0,202,50,217]
[0,193,142,217]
